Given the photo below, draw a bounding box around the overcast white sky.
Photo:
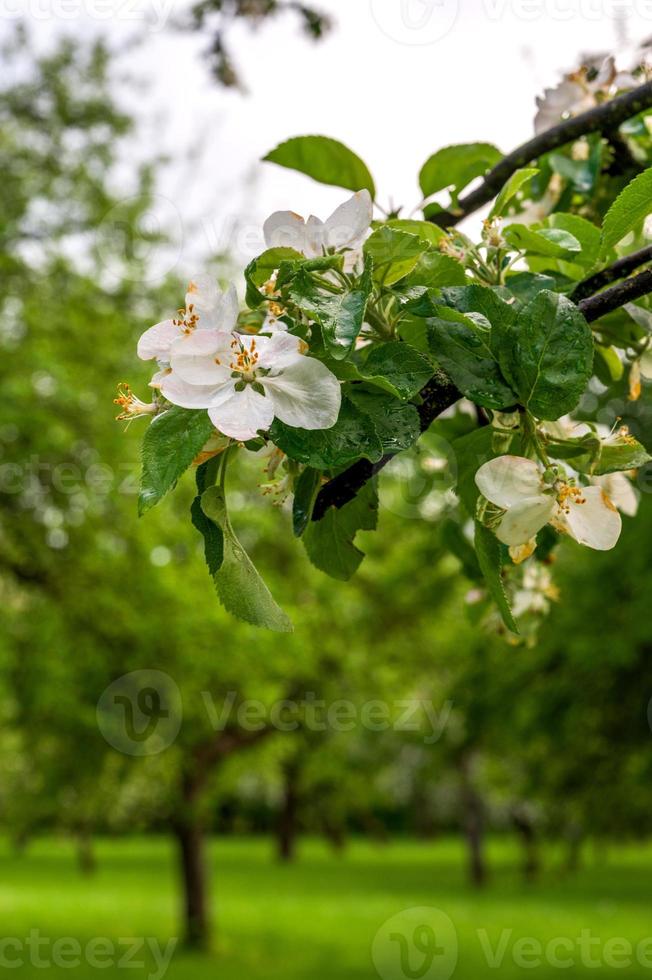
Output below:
[15,0,652,278]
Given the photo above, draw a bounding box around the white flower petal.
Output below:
[475,456,545,509]
[216,283,240,333]
[262,357,341,430]
[495,496,556,547]
[263,211,307,252]
[208,384,275,441]
[159,372,217,409]
[170,329,233,385]
[556,485,622,550]
[324,190,373,252]
[137,320,181,361]
[304,216,326,257]
[592,472,639,518]
[257,331,304,369]
[534,80,586,134]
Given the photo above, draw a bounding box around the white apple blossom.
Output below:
[591,471,639,518]
[475,455,622,551]
[534,57,634,134]
[160,329,341,443]
[263,190,373,258]
[137,275,239,363]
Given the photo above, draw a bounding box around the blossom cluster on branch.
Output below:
[118,50,652,640]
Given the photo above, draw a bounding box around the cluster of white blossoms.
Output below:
[130,191,375,443]
[475,455,625,556]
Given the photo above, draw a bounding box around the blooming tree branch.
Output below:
[430,80,652,229]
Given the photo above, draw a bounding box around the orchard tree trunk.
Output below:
[512,807,539,883]
[277,759,300,863]
[459,754,487,887]
[174,816,210,950]
[76,829,96,876]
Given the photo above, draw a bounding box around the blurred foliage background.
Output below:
[2,17,652,980]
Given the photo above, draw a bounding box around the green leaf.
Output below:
[287,256,372,359]
[474,523,518,633]
[594,344,624,384]
[504,223,582,259]
[600,166,652,257]
[201,487,293,632]
[419,143,502,199]
[292,467,322,538]
[244,247,303,308]
[489,167,538,218]
[439,284,517,342]
[191,495,224,575]
[426,310,517,410]
[404,251,467,289]
[139,408,215,516]
[363,227,427,286]
[270,396,383,469]
[497,290,593,420]
[360,341,433,399]
[347,386,421,453]
[594,439,652,475]
[504,272,566,305]
[544,213,600,266]
[263,135,376,197]
[303,481,378,581]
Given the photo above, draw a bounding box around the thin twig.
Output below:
[577,267,652,322]
[430,81,652,229]
[571,244,652,301]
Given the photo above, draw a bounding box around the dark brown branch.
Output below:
[430,81,652,229]
[577,268,652,322]
[311,370,461,520]
[571,244,652,302]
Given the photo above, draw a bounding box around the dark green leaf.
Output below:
[489,167,538,218]
[303,481,378,581]
[360,341,433,399]
[288,256,372,359]
[139,408,215,516]
[191,495,224,575]
[292,467,322,537]
[270,396,383,469]
[245,247,303,308]
[404,251,467,289]
[348,386,421,453]
[600,166,652,257]
[497,290,593,420]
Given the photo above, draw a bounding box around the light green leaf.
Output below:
[474,522,518,634]
[363,227,427,286]
[496,290,593,420]
[303,481,378,581]
[419,143,502,199]
[404,251,467,289]
[244,247,303,308]
[490,167,538,218]
[201,487,293,632]
[600,166,652,257]
[263,135,376,197]
[385,219,447,246]
[594,439,652,475]
[504,224,581,259]
[139,408,215,516]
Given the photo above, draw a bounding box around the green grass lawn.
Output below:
[2,835,652,978]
